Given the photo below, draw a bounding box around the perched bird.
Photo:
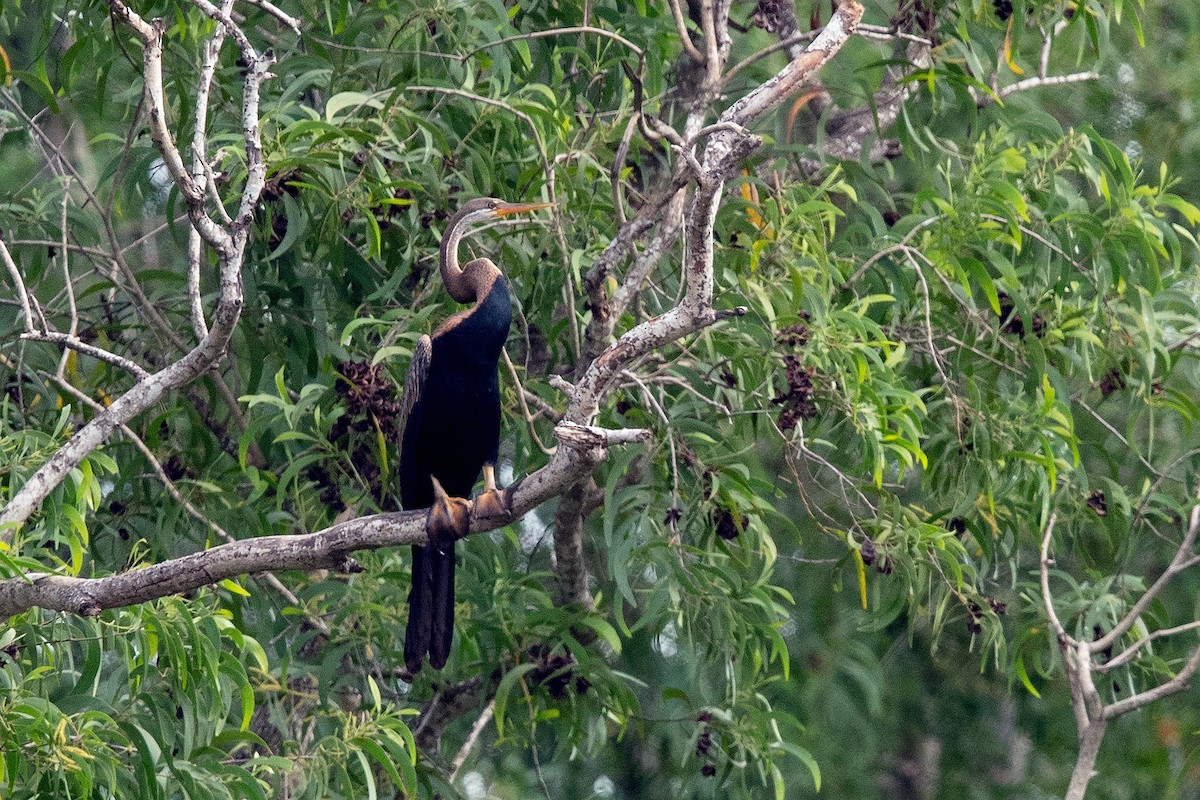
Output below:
[399,197,551,672]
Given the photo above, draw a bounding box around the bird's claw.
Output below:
[473,489,511,520]
[473,464,512,521]
[428,476,471,551]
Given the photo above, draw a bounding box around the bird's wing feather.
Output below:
[401,334,435,673]
[397,334,432,510]
[397,334,432,456]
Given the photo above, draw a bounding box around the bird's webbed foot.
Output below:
[428,476,472,552]
[472,463,512,521]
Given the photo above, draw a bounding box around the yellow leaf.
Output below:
[219,578,251,597]
[853,547,868,610]
[1004,18,1024,75]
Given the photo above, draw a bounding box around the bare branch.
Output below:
[609,114,638,226]
[666,0,704,64]
[0,237,34,332]
[448,699,495,784]
[1103,645,1200,719]
[996,71,1099,102]
[722,3,863,129]
[1096,619,1200,672]
[107,0,227,248]
[238,0,301,33]
[1039,510,1070,646]
[550,479,598,609]
[19,332,151,380]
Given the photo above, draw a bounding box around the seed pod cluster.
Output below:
[750,0,790,33]
[997,293,1046,338]
[529,644,591,700]
[773,315,817,430]
[711,506,749,541]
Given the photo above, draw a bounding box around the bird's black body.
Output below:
[399,197,548,673]
[399,278,511,510]
[401,275,510,670]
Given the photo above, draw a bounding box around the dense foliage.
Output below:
[3,0,1200,798]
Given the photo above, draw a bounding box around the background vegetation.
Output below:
[3,1,1200,798]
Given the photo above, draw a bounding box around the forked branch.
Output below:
[0,0,281,537]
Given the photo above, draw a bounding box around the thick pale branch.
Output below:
[551,480,597,609]
[606,189,688,327]
[997,71,1099,100]
[722,2,863,129]
[0,433,621,618]
[569,3,861,426]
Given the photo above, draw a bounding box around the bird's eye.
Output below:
[487,200,498,210]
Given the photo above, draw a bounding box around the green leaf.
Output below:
[493,663,538,742]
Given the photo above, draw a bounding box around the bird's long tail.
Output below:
[404,545,433,673]
[429,546,455,669]
[404,544,455,672]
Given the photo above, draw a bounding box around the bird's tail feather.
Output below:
[404,544,434,672]
[429,548,455,669]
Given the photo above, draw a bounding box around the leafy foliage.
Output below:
[3,0,1200,798]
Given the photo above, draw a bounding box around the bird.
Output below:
[398,197,551,673]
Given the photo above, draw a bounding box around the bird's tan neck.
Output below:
[439,214,496,303]
[440,257,500,306]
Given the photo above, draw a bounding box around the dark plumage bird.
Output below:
[399,197,551,673]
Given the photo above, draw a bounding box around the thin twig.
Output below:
[621,370,679,507]
[1075,397,1162,478]
[610,114,638,226]
[462,25,643,61]
[904,249,951,387]
[448,699,495,784]
[0,237,34,332]
[1096,618,1200,673]
[1039,510,1069,645]
[666,0,705,63]
[503,349,554,455]
[20,332,151,380]
[57,191,78,379]
[1091,489,1200,655]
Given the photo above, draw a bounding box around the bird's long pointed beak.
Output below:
[493,201,554,216]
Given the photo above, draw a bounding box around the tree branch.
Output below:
[0,429,630,618]
[1091,490,1200,655]
[0,0,281,536]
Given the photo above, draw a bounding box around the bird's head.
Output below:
[438,197,554,303]
[451,197,554,235]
